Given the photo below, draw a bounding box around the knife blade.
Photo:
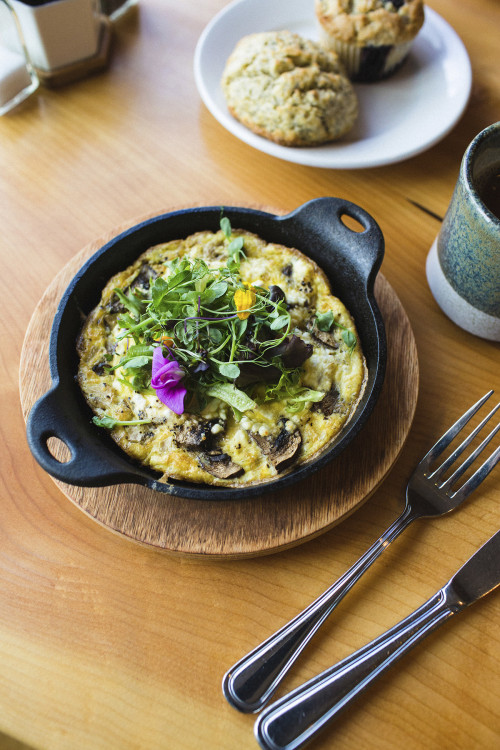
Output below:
[255,530,500,750]
[448,529,500,603]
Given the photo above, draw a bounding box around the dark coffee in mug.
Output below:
[479,169,500,220]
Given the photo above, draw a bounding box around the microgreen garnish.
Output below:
[341,329,357,352]
[205,382,257,413]
[315,311,357,354]
[105,215,318,415]
[264,369,324,414]
[228,235,246,267]
[92,415,152,429]
[316,310,335,332]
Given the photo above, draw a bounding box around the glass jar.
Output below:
[100,0,137,22]
[9,0,102,72]
[0,0,39,115]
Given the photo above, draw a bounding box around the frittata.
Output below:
[77,220,367,487]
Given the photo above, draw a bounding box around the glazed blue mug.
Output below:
[426,122,500,341]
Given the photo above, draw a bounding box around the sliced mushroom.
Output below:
[130,263,158,292]
[251,426,302,471]
[173,419,218,450]
[199,450,243,479]
[92,360,108,376]
[307,319,339,350]
[106,263,157,314]
[312,384,340,417]
[269,285,286,304]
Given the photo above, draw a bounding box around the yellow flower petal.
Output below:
[234,286,256,320]
[157,335,174,347]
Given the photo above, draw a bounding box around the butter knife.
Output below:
[255,530,500,750]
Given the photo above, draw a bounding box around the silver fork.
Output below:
[223,390,500,713]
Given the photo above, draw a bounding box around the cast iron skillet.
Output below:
[26,197,386,500]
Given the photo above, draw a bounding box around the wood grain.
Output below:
[1,1,499,749]
[19,218,418,557]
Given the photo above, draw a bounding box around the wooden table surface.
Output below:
[1,1,499,748]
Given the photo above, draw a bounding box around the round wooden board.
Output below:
[19,214,419,559]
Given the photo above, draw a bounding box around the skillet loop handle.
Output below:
[26,384,128,487]
[288,197,385,287]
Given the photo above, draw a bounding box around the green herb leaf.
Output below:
[218,362,240,379]
[208,280,228,299]
[112,287,147,318]
[269,315,289,331]
[125,344,154,357]
[235,318,248,338]
[120,355,151,370]
[151,277,169,307]
[342,330,357,351]
[208,328,223,345]
[206,382,256,412]
[220,216,232,238]
[92,415,152,429]
[316,310,334,332]
[228,236,245,265]
[285,388,325,414]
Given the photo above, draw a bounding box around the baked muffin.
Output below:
[221,31,358,147]
[315,0,425,82]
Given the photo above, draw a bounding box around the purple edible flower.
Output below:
[193,360,209,374]
[151,347,187,415]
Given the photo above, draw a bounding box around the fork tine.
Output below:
[432,401,500,483]
[449,442,500,503]
[439,416,500,489]
[419,390,494,472]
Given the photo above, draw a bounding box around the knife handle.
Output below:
[254,584,461,750]
[222,506,416,713]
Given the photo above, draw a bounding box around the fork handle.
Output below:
[222,506,416,712]
[254,584,462,750]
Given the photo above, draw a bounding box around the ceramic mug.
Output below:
[426,122,500,341]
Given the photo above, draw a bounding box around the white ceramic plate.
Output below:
[193,0,472,169]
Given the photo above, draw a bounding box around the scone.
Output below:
[221,31,358,147]
[315,0,425,82]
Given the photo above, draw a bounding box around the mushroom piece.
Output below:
[130,262,158,292]
[269,285,286,304]
[252,426,302,471]
[198,450,244,479]
[173,418,222,450]
[92,360,108,376]
[312,384,341,417]
[174,421,211,450]
[175,421,243,479]
[307,319,339,350]
[107,263,157,314]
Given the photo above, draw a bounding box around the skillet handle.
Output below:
[26,383,137,487]
[285,197,385,288]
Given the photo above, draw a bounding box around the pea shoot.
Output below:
[316,310,357,355]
